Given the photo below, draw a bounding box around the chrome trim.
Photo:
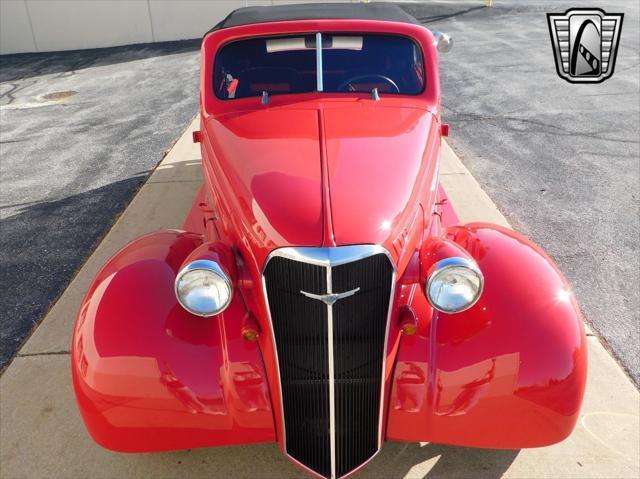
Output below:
[262,245,396,479]
[426,256,484,313]
[379,266,396,452]
[300,287,360,305]
[326,263,336,479]
[259,274,288,448]
[265,244,393,268]
[174,259,233,317]
[433,31,453,53]
[316,32,324,92]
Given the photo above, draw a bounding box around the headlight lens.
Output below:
[426,257,483,313]
[175,260,232,317]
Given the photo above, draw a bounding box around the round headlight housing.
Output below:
[426,257,483,313]
[175,260,232,317]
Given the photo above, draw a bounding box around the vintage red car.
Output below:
[72,3,587,478]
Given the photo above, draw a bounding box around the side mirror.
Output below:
[433,32,453,53]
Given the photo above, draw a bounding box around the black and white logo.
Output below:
[547,8,623,83]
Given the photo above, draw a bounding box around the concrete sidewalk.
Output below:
[1,119,638,479]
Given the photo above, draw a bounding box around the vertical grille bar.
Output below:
[263,247,395,479]
[326,265,337,479]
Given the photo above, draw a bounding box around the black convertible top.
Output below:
[208,2,421,34]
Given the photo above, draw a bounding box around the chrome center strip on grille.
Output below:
[262,245,396,479]
[326,263,336,479]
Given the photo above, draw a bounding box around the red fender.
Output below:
[387,223,587,448]
[71,230,276,452]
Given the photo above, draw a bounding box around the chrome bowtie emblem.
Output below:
[300,287,361,306]
[547,8,624,84]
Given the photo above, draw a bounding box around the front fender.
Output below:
[72,230,275,452]
[387,223,587,448]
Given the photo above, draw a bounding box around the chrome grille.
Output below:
[263,246,395,479]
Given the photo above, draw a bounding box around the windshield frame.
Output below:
[212,31,427,100]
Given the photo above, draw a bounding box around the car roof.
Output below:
[208,2,421,34]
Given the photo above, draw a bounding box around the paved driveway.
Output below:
[0,41,200,368]
[404,0,639,384]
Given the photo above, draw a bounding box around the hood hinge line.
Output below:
[318,108,336,247]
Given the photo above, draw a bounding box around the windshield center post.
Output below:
[316,32,324,92]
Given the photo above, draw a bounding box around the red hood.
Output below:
[323,105,434,246]
[205,103,436,263]
[205,108,324,248]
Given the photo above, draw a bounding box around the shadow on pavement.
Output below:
[363,441,520,478]
[410,4,486,25]
[0,175,146,368]
[136,440,520,479]
[400,0,492,25]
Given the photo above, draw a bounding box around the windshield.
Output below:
[214,33,425,99]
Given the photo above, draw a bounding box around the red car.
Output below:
[72,4,587,478]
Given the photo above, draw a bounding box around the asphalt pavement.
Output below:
[403,0,639,385]
[0,41,200,368]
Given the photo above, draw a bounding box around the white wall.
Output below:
[0,0,384,55]
[1,0,36,54]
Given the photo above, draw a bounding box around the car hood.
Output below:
[322,105,434,246]
[205,103,436,262]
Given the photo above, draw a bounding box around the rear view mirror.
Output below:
[433,32,453,53]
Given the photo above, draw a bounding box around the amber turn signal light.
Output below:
[241,313,261,341]
[398,306,418,336]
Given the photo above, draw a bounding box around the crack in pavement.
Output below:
[17,351,71,357]
[444,110,639,145]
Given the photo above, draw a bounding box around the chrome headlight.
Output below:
[175,260,232,317]
[426,257,483,313]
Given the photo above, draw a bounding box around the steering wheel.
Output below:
[337,74,400,93]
